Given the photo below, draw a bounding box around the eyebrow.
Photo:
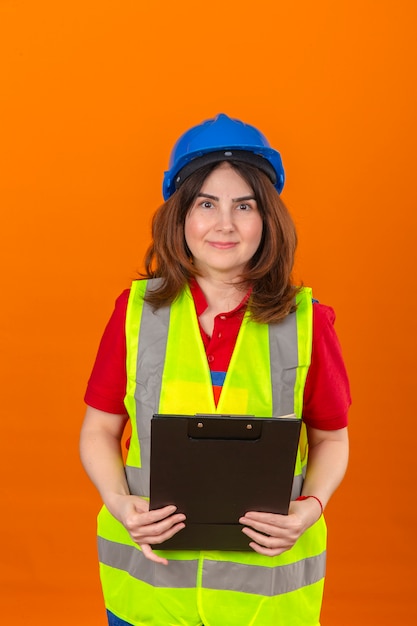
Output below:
[197,193,256,202]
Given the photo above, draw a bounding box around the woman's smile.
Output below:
[207,241,239,249]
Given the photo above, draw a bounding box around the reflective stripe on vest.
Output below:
[98,535,326,596]
[97,280,326,625]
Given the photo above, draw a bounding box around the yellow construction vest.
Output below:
[97,279,327,626]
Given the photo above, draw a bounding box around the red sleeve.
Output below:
[302,303,351,430]
[84,289,130,414]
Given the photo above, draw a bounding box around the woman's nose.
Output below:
[215,207,234,231]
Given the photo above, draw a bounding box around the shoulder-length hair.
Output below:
[142,161,301,324]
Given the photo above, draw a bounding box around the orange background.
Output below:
[1,1,416,624]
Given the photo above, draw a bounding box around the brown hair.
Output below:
[142,161,300,324]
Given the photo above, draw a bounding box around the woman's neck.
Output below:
[194,276,248,337]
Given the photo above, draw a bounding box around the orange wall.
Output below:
[1,1,416,624]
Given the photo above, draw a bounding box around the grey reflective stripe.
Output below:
[98,537,199,588]
[268,310,298,417]
[98,534,325,595]
[127,279,170,498]
[290,473,303,500]
[269,309,304,500]
[203,552,326,596]
[125,465,148,496]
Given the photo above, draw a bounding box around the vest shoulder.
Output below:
[130,277,165,292]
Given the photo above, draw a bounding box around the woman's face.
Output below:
[184,163,263,281]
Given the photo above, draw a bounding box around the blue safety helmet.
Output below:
[162,113,285,200]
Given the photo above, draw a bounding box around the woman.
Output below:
[80,113,350,626]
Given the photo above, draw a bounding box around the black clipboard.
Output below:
[149,413,301,551]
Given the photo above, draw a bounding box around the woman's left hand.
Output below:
[239,498,322,556]
[240,426,349,556]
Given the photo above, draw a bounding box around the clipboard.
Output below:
[149,413,301,551]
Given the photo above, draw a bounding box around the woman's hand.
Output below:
[239,426,349,557]
[239,498,321,556]
[108,494,186,565]
[79,407,186,566]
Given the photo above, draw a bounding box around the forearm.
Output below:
[302,426,349,511]
[79,407,131,514]
[80,430,128,498]
[79,407,185,564]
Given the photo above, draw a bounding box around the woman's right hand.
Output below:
[108,494,186,565]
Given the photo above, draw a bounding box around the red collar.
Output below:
[189,279,251,318]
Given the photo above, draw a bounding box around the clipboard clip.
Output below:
[189,415,260,440]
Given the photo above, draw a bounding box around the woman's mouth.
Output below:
[208,241,238,249]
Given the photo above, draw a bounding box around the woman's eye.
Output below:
[237,203,251,211]
[201,201,214,209]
